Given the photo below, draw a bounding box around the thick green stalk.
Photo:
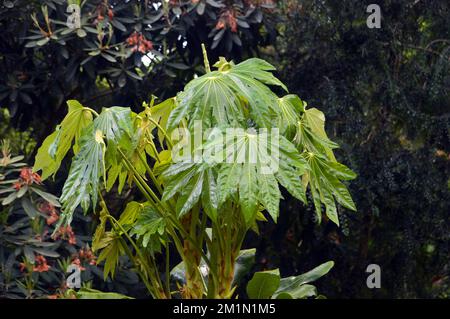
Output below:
[119,236,160,298]
[137,150,163,195]
[211,205,248,298]
[165,243,171,297]
[99,197,166,298]
[117,147,219,297]
[181,206,204,298]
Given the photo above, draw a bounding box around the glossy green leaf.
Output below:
[58,126,106,226]
[296,106,338,161]
[239,163,258,223]
[21,197,38,219]
[176,170,204,217]
[94,106,132,142]
[258,173,280,222]
[276,94,304,135]
[74,288,133,299]
[232,249,256,286]
[92,205,107,253]
[272,261,334,299]
[275,284,317,299]
[206,130,308,224]
[246,268,280,299]
[96,231,125,279]
[304,154,356,225]
[168,58,286,130]
[1,191,17,205]
[33,100,93,180]
[118,201,146,227]
[130,206,165,252]
[201,169,218,221]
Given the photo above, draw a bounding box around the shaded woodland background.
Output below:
[0,0,449,298]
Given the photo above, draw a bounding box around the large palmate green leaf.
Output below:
[94,106,133,141]
[58,126,106,226]
[274,96,357,225]
[34,100,93,179]
[167,58,287,130]
[303,153,356,225]
[60,105,139,214]
[31,55,357,300]
[212,130,308,223]
[168,73,244,130]
[161,161,217,219]
[163,127,308,223]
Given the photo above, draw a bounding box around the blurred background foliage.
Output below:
[0,141,147,298]
[0,0,449,298]
[0,0,279,153]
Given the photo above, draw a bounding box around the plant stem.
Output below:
[119,237,159,298]
[137,150,163,195]
[201,43,211,73]
[99,196,165,298]
[165,243,171,297]
[117,147,219,295]
[86,107,100,117]
[146,116,173,148]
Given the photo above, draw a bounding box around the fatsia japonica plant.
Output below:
[33,47,356,299]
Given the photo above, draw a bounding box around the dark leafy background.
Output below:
[0,0,449,298]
